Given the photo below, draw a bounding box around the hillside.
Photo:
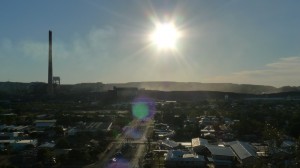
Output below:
[1,81,300,95]
[104,82,299,94]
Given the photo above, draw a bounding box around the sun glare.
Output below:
[150,23,181,50]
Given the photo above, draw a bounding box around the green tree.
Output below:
[68,149,91,163]
[0,164,17,168]
[295,136,300,163]
[263,123,283,148]
[37,148,54,163]
[55,137,71,149]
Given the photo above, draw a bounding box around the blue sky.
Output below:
[1,0,300,87]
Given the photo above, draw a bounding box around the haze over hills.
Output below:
[104,82,282,94]
[1,81,300,95]
[108,81,300,94]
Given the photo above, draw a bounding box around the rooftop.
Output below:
[34,120,57,123]
[166,150,205,161]
[206,145,235,157]
[227,141,257,160]
[161,139,179,148]
[192,138,209,147]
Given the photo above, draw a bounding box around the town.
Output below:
[2,0,300,168]
[1,86,300,168]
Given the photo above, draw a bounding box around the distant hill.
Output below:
[104,81,300,94]
[0,81,300,95]
[137,90,253,101]
[0,82,104,95]
[0,82,31,94]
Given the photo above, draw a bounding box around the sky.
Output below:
[0,0,300,87]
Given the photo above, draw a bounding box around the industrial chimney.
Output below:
[48,30,53,95]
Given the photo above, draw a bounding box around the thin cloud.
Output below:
[0,27,117,83]
[0,26,116,61]
[205,57,300,87]
[21,40,48,60]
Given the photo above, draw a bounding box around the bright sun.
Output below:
[150,23,180,50]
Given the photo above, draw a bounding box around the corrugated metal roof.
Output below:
[34,120,56,123]
[228,141,257,160]
[166,150,206,161]
[162,139,179,148]
[85,122,112,130]
[206,145,235,157]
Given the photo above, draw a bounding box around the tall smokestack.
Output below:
[48,30,53,95]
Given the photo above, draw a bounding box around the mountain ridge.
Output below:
[103,81,300,94]
[1,81,300,95]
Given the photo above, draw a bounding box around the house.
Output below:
[177,142,192,148]
[159,139,179,149]
[154,123,169,131]
[251,143,268,157]
[34,120,56,129]
[165,150,206,168]
[266,140,296,161]
[154,123,175,139]
[39,142,55,148]
[192,138,209,147]
[203,145,235,167]
[281,140,296,153]
[205,145,236,160]
[68,122,112,135]
[201,125,215,134]
[0,125,28,132]
[227,141,257,166]
[0,139,37,151]
[201,125,216,139]
[12,139,38,151]
[84,122,112,132]
[156,130,175,139]
[67,127,77,136]
[192,138,209,153]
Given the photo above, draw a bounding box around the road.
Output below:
[84,119,153,168]
[130,119,153,168]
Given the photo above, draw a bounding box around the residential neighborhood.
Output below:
[2,0,300,167]
[1,94,300,168]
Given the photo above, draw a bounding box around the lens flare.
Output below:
[133,103,148,120]
[106,158,130,168]
[132,97,155,121]
[123,126,142,139]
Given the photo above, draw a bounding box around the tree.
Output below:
[68,149,91,163]
[54,126,64,137]
[55,137,70,149]
[37,148,54,163]
[23,144,35,150]
[263,123,283,156]
[295,136,300,163]
[0,164,17,168]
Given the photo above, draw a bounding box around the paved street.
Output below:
[130,120,153,167]
[85,119,153,168]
